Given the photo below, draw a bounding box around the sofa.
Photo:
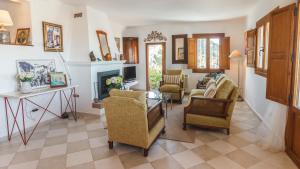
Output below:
[159,69,185,103]
[102,89,165,156]
[183,78,239,135]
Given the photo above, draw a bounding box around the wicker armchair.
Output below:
[159,69,184,103]
[102,89,165,156]
[183,80,239,135]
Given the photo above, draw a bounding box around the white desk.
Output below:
[0,85,79,145]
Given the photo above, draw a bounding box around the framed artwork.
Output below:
[15,28,30,45]
[49,72,67,88]
[115,37,121,52]
[43,21,63,52]
[16,59,56,89]
[96,30,111,61]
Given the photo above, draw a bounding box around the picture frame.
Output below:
[49,72,67,88]
[16,59,56,89]
[96,30,111,61]
[0,31,10,44]
[15,28,30,45]
[43,21,63,52]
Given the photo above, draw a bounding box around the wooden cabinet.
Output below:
[122,37,139,64]
[245,29,256,67]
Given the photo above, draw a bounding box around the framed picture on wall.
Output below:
[42,21,63,52]
[15,28,30,45]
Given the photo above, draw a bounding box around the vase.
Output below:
[20,82,32,94]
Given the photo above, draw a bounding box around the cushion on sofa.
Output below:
[215,80,234,99]
[204,84,217,98]
[206,79,216,89]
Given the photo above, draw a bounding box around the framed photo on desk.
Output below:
[49,72,67,88]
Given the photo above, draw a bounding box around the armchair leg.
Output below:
[226,129,230,135]
[143,149,149,157]
[108,141,113,149]
[162,127,166,134]
[183,123,187,130]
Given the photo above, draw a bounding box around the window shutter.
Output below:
[220,37,230,70]
[188,38,197,69]
[266,4,295,105]
[122,37,139,64]
[246,29,257,67]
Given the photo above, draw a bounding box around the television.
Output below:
[123,66,136,82]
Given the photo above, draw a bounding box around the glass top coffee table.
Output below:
[146,91,173,118]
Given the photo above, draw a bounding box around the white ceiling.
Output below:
[62,0,259,27]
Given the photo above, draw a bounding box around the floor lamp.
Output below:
[229,50,244,101]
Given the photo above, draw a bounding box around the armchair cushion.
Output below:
[163,75,181,85]
[206,79,216,89]
[160,84,181,93]
[166,69,183,75]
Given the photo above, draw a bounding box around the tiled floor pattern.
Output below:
[0,101,297,169]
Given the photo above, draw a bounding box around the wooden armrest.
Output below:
[185,97,232,118]
[160,81,164,87]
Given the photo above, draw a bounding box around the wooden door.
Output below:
[286,3,300,168]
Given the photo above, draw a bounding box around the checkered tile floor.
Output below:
[0,101,297,169]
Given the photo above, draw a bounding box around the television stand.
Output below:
[124,80,138,90]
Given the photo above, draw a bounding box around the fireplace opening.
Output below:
[97,70,120,100]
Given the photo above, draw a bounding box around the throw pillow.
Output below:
[164,75,181,84]
[206,79,216,89]
[215,80,234,99]
[204,84,217,98]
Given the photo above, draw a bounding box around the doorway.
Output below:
[146,42,166,91]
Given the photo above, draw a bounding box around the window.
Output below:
[192,33,228,72]
[255,15,270,77]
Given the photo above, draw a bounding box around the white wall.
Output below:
[123,18,246,92]
[0,0,74,138]
[245,0,296,151]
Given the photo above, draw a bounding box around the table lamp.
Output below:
[0,10,13,44]
[229,50,243,101]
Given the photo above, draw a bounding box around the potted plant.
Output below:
[18,72,34,93]
[106,76,123,91]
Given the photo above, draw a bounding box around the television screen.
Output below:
[123,66,136,82]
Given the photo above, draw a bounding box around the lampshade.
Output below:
[0,10,13,27]
[229,50,241,59]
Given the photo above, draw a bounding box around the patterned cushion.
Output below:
[163,75,181,84]
[206,79,216,89]
[204,84,217,98]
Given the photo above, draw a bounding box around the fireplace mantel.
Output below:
[67,60,126,67]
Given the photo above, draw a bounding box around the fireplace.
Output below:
[97,70,120,100]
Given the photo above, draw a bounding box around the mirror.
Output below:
[172,34,188,64]
[96,30,111,61]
